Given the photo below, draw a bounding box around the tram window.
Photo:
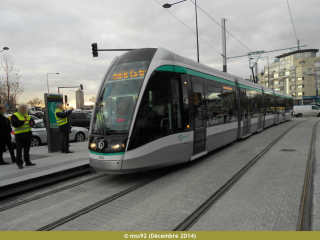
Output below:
[249,90,263,118]
[264,93,275,115]
[207,82,237,126]
[276,96,285,113]
[285,98,293,112]
[171,78,182,129]
[239,88,248,120]
[207,85,222,126]
[129,72,185,150]
[192,80,205,128]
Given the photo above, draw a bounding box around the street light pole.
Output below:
[47,73,59,93]
[163,0,199,62]
[1,47,10,108]
[194,0,199,63]
[316,73,319,106]
[221,18,227,72]
[267,56,270,89]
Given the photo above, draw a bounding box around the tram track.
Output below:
[298,120,319,231]
[173,120,311,231]
[36,169,173,231]
[0,173,108,212]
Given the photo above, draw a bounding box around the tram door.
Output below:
[241,89,251,136]
[275,96,280,123]
[257,92,264,131]
[191,77,207,157]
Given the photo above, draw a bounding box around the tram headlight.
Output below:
[111,144,120,150]
[110,137,127,151]
[90,143,96,150]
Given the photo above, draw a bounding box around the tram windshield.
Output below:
[92,60,150,133]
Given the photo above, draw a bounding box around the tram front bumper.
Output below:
[89,158,124,174]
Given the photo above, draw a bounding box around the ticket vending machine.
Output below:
[44,93,63,153]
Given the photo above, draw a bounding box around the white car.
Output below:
[83,110,93,115]
[293,105,320,117]
[11,120,89,147]
[73,109,83,113]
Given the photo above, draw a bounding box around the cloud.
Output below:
[1,0,319,104]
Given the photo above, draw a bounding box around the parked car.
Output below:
[30,115,39,121]
[68,112,92,129]
[293,105,320,117]
[11,120,89,147]
[83,110,93,115]
[73,109,83,113]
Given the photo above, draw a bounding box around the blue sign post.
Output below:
[6,103,9,109]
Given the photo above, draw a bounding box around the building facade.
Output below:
[75,90,84,109]
[258,49,320,105]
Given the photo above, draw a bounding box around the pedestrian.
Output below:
[11,104,36,169]
[55,103,74,153]
[0,104,16,165]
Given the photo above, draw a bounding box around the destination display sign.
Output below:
[112,69,147,80]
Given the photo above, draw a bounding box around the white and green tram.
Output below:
[89,48,293,174]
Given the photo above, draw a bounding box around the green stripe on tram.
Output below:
[156,65,235,86]
[89,150,124,156]
[156,65,175,72]
[238,84,262,92]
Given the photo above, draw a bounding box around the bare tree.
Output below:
[89,96,96,103]
[0,52,24,108]
[28,97,44,107]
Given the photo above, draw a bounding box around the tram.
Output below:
[88,48,293,174]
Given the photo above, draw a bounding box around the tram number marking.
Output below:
[99,156,104,160]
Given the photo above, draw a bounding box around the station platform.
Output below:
[0,141,91,198]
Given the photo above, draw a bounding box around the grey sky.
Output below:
[2,0,319,106]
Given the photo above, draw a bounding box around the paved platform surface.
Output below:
[189,119,318,231]
[0,141,90,193]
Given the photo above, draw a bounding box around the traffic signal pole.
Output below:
[91,43,135,57]
[58,84,83,93]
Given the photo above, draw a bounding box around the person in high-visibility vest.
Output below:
[0,104,16,165]
[55,103,74,153]
[11,104,35,169]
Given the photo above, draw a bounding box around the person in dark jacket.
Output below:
[55,104,74,153]
[11,104,36,169]
[0,104,16,165]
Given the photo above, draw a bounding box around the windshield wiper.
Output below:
[96,105,108,140]
[105,128,117,132]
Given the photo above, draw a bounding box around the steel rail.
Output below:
[0,174,108,212]
[36,170,173,231]
[173,120,307,231]
[298,120,320,231]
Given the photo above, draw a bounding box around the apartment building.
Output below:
[258,49,320,105]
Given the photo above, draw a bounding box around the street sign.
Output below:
[303,96,320,100]
[6,103,9,108]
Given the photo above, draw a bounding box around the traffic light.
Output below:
[80,84,83,90]
[64,95,68,103]
[92,43,98,57]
